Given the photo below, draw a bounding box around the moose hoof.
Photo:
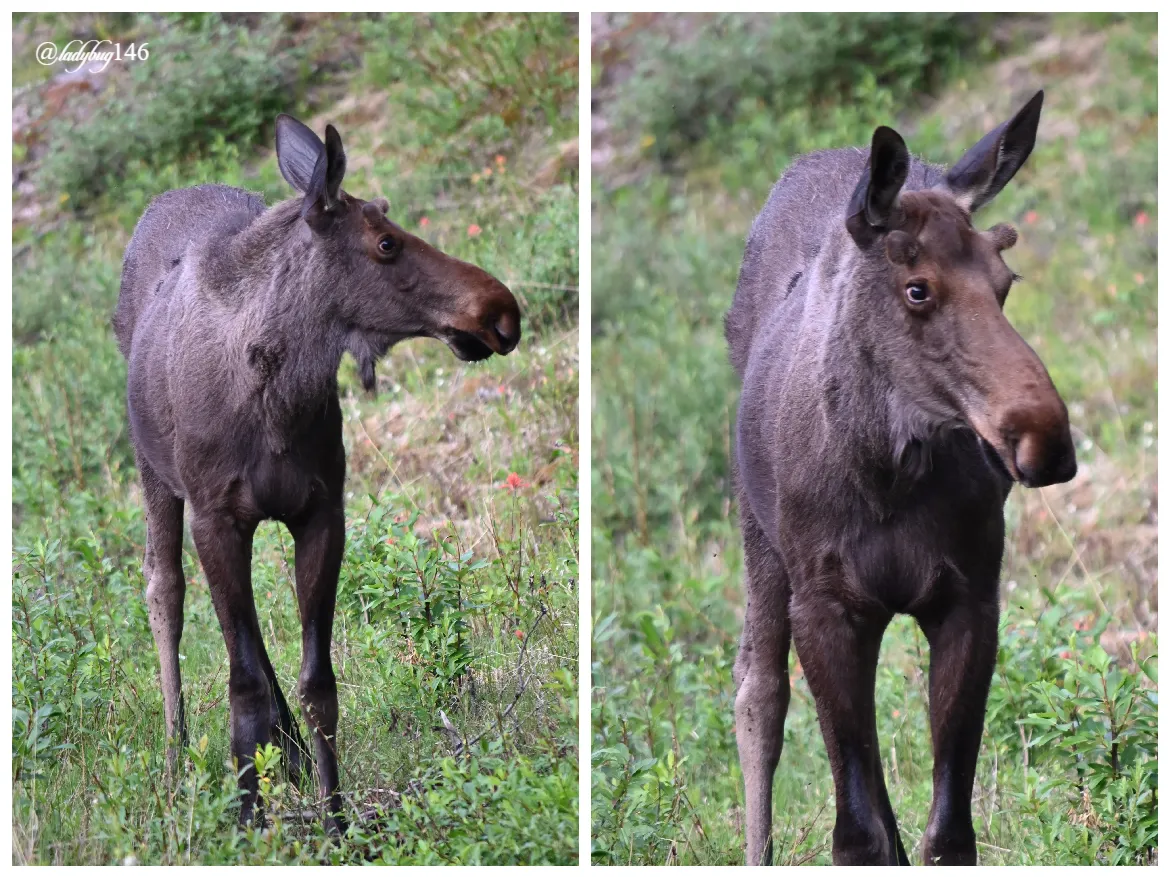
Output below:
[922,829,977,866]
[324,813,347,837]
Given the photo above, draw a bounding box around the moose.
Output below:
[725,91,1076,865]
[114,114,521,831]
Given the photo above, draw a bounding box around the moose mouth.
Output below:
[443,330,496,362]
[977,436,1016,485]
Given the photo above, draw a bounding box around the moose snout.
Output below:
[1001,404,1077,488]
[473,278,521,355]
[443,271,522,361]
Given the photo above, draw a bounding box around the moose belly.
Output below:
[126,336,186,496]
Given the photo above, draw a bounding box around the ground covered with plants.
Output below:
[12,12,579,865]
[591,12,1156,865]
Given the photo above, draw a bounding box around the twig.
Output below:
[507,281,579,292]
[1037,487,1109,616]
[438,605,549,755]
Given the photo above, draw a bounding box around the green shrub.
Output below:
[38,17,304,209]
[988,611,1158,865]
[614,12,991,167]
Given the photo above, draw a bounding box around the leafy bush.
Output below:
[38,17,304,208]
[613,12,990,166]
[988,611,1158,865]
[344,729,578,864]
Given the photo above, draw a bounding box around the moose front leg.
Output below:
[289,502,346,834]
[734,503,792,866]
[190,511,273,826]
[790,588,906,865]
[138,455,188,779]
[917,595,999,865]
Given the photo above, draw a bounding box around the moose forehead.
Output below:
[899,191,979,257]
[884,191,1015,301]
[336,194,414,241]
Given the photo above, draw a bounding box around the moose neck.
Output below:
[221,200,354,434]
[814,246,939,492]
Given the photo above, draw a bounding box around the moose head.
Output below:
[274,114,521,388]
[844,91,1076,488]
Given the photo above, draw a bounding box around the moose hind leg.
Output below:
[290,504,346,834]
[917,596,998,865]
[789,585,895,865]
[870,712,910,864]
[190,511,272,826]
[139,456,187,777]
[735,506,792,866]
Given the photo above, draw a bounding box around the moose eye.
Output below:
[905,282,930,305]
[378,237,399,258]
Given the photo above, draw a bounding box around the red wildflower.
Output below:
[467,223,482,237]
[1024,210,1039,225]
[1135,211,1149,227]
[495,154,506,166]
[515,629,525,639]
[502,472,529,491]
[419,216,430,227]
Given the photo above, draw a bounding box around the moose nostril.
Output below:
[1014,430,1078,488]
[493,316,520,353]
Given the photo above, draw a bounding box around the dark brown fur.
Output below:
[726,92,1075,865]
[116,115,521,831]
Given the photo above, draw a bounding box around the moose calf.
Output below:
[115,115,520,830]
[726,91,1075,865]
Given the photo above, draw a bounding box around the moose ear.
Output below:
[846,126,910,247]
[300,124,347,220]
[322,124,346,207]
[275,114,324,194]
[945,90,1043,213]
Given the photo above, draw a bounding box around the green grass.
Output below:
[591,12,1156,866]
[12,12,579,865]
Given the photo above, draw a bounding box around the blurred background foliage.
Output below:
[591,12,1156,865]
[12,12,578,864]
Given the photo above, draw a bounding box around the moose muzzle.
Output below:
[442,268,522,361]
[997,401,1078,488]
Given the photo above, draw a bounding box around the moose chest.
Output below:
[772,445,1009,617]
[177,394,345,525]
[240,441,344,524]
